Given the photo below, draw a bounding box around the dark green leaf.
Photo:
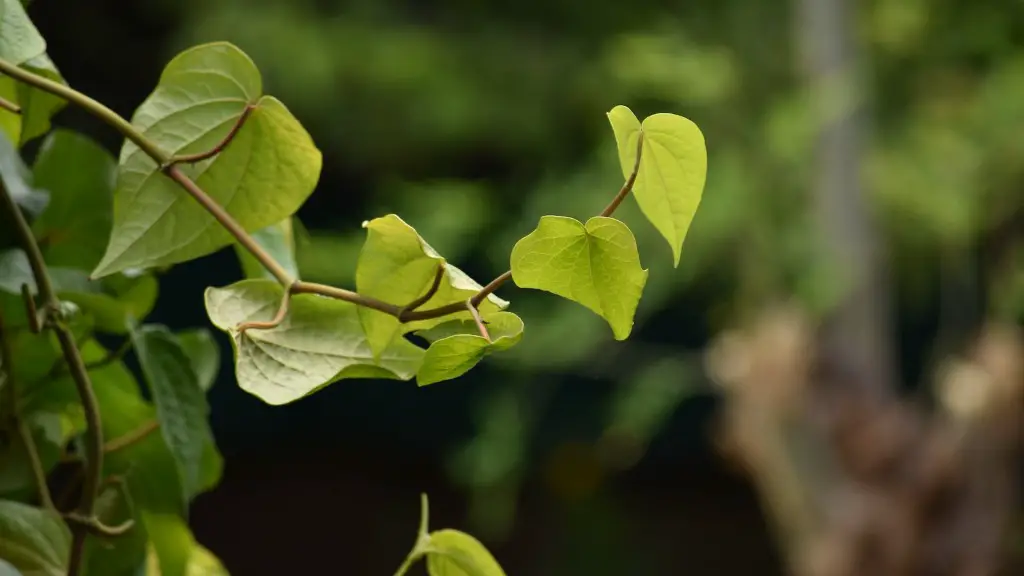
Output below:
[0,499,70,576]
[31,129,115,269]
[0,130,46,217]
[131,325,210,504]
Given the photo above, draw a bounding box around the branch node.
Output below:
[237,281,295,334]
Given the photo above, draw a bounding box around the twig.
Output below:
[164,104,255,166]
[0,314,55,511]
[398,264,445,321]
[465,299,491,342]
[103,420,159,454]
[600,131,645,218]
[0,181,106,576]
[0,96,20,114]
[63,512,134,538]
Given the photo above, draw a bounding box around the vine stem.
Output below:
[0,57,642,332]
[0,314,55,511]
[600,131,644,218]
[0,181,103,576]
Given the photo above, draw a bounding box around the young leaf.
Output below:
[131,325,211,504]
[356,214,509,358]
[0,499,70,576]
[176,328,221,393]
[31,129,115,269]
[416,312,524,386]
[510,215,647,340]
[0,54,66,147]
[204,279,425,405]
[425,529,507,576]
[606,105,707,266]
[236,217,298,281]
[92,42,322,278]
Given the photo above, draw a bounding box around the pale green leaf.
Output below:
[510,215,647,340]
[236,218,297,281]
[425,529,507,576]
[176,328,221,393]
[132,325,210,504]
[607,105,707,266]
[416,312,524,386]
[0,558,20,575]
[141,512,193,576]
[92,42,322,277]
[0,500,70,576]
[356,214,509,358]
[0,54,66,147]
[31,129,115,269]
[0,0,45,65]
[204,279,425,405]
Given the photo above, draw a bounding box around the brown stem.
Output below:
[103,420,159,453]
[20,284,41,333]
[398,265,445,321]
[600,131,644,218]
[465,299,491,342]
[0,314,55,511]
[237,283,295,333]
[0,182,105,576]
[165,104,254,166]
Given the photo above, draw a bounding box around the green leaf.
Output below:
[92,41,322,278]
[0,55,67,147]
[131,325,211,504]
[0,499,70,576]
[204,279,425,405]
[141,512,193,576]
[31,129,115,269]
[176,328,220,393]
[415,312,524,386]
[0,558,21,575]
[236,218,297,281]
[0,0,45,65]
[606,105,707,266]
[356,214,509,358]
[510,215,648,340]
[425,529,507,576]
[0,412,77,496]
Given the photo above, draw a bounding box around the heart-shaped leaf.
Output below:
[356,214,509,358]
[0,499,70,576]
[415,312,524,386]
[92,42,322,278]
[607,105,707,266]
[205,279,425,405]
[425,529,507,576]
[510,215,647,340]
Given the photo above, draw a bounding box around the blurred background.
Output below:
[31,0,1024,574]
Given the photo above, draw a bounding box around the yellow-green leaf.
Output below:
[510,215,647,340]
[415,312,524,386]
[425,529,507,576]
[356,214,509,358]
[606,105,707,266]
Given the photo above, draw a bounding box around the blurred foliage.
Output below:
[32,0,1024,568]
